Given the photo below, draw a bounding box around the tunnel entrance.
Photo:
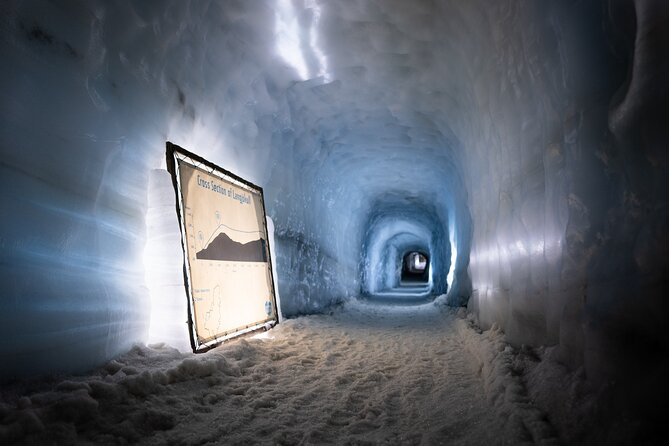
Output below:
[401,251,429,284]
[358,195,453,303]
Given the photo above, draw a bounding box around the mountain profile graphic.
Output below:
[196,232,267,262]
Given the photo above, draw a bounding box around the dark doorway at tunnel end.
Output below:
[401,251,429,284]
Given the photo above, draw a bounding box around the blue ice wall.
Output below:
[0,0,319,376]
[454,1,669,393]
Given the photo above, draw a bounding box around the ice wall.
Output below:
[456,0,669,425]
[0,0,332,376]
[358,0,668,428]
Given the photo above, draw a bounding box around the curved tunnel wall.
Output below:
[359,196,451,297]
[0,1,667,422]
[451,0,669,394]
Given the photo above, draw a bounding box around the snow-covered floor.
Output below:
[1,300,562,445]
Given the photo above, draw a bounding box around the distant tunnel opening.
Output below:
[359,194,456,303]
[401,251,429,285]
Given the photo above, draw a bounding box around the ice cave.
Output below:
[1,0,668,444]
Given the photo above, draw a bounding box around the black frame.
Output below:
[165,141,279,353]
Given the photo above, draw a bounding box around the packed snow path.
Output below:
[1,301,558,445]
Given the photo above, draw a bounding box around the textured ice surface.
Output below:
[1,1,668,432]
[0,302,564,445]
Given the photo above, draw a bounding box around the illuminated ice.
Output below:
[0,0,667,441]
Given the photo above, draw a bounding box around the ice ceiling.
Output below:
[0,0,668,414]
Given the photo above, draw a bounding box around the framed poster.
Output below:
[166,142,278,352]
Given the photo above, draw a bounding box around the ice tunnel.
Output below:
[1,0,668,442]
[360,193,452,300]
